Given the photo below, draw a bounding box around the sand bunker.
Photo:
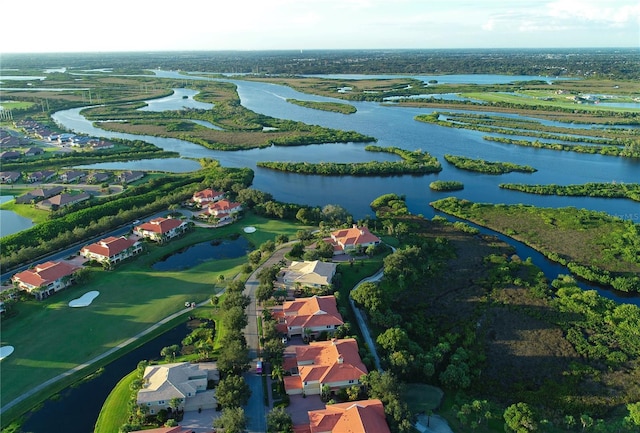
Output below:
[0,346,15,360]
[69,291,100,308]
[243,226,256,233]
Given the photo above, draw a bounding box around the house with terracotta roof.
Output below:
[134,217,188,243]
[276,295,343,339]
[137,362,219,415]
[192,188,225,204]
[81,236,143,266]
[283,338,367,396]
[283,261,337,291]
[12,261,81,300]
[206,199,243,223]
[324,225,380,255]
[38,192,91,210]
[305,399,391,433]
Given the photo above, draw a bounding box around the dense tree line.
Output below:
[484,136,640,158]
[444,154,536,174]
[1,164,252,271]
[500,182,640,202]
[429,180,464,191]
[431,197,640,292]
[4,49,638,79]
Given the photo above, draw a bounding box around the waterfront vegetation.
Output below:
[414,112,640,158]
[429,180,464,191]
[500,182,640,202]
[80,81,374,151]
[430,197,640,292]
[286,98,357,114]
[357,194,640,432]
[257,145,442,176]
[0,138,178,173]
[443,154,536,174]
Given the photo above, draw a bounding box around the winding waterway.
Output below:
[50,73,639,307]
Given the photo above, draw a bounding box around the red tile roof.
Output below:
[207,199,242,214]
[81,236,137,258]
[308,399,390,433]
[295,339,367,385]
[193,188,224,201]
[12,261,79,288]
[282,295,343,330]
[136,217,184,234]
[330,225,380,250]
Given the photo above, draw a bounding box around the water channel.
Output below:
[20,322,192,433]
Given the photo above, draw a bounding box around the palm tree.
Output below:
[271,364,285,393]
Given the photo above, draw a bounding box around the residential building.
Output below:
[23,147,44,156]
[284,338,367,396]
[59,170,86,183]
[324,225,380,255]
[86,172,110,184]
[91,140,115,150]
[305,399,391,433]
[12,261,80,300]
[15,186,64,204]
[0,171,21,183]
[134,217,188,243]
[137,362,219,414]
[39,192,91,210]
[0,151,21,160]
[118,170,144,183]
[275,295,344,339]
[81,236,143,265]
[27,170,56,183]
[206,199,243,223]
[192,188,225,204]
[283,261,337,290]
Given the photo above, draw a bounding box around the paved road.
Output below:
[241,243,291,432]
[349,268,385,372]
[0,211,168,284]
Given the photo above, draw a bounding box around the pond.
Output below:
[152,236,250,271]
[138,88,214,112]
[0,195,33,238]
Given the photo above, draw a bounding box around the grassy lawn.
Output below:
[0,198,50,224]
[93,370,137,433]
[403,383,444,415]
[0,214,307,422]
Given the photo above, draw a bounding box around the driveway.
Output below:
[286,394,324,427]
[180,408,217,433]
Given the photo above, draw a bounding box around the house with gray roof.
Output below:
[137,362,219,414]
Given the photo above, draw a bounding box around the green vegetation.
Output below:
[94,371,137,433]
[257,145,441,176]
[431,197,640,292]
[80,81,374,151]
[444,154,536,174]
[357,194,640,432]
[286,98,357,114]
[0,162,252,271]
[429,180,464,191]
[414,112,640,158]
[500,182,640,202]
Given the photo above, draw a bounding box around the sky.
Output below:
[2,0,639,53]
